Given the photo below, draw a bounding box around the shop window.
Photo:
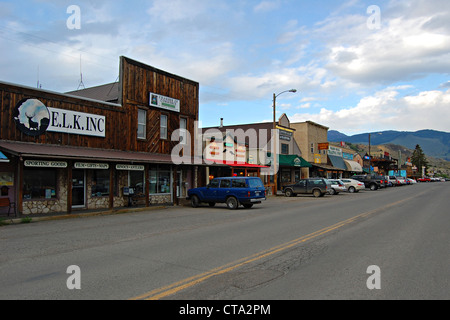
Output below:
[281,169,291,183]
[91,170,110,197]
[160,114,168,140]
[23,169,57,200]
[137,109,147,139]
[130,171,145,195]
[149,167,171,194]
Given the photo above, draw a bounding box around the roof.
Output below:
[66,82,120,103]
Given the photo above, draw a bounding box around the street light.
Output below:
[273,89,297,195]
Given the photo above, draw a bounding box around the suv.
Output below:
[187,177,266,210]
[352,174,384,190]
[282,178,331,198]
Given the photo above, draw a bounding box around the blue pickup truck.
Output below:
[187,177,266,209]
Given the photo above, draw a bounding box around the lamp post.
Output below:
[273,89,297,195]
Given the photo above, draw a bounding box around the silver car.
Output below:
[328,179,347,195]
[340,178,365,193]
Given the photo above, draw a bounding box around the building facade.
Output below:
[0,57,200,217]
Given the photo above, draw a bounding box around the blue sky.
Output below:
[0,0,449,135]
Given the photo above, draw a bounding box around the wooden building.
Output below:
[0,56,200,217]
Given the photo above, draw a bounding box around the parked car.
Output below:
[418,177,431,182]
[389,176,401,186]
[396,176,408,185]
[340,178,365,193]
[187,177,266,209]
[328,179,347,195]
[406,178,417,184]
[351,174,383,190]
[282,178,331,198]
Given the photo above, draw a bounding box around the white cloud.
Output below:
[290,87,450,134]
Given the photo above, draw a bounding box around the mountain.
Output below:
[328,129,450,161]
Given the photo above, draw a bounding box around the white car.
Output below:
[328,179,347,195]
[340,178,365,193]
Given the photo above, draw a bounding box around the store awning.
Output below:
[0,151,9,163]
[344,160,363,173]
[0,140,177,164]
[328,155,348,171]
[312,163,344,171]
[278,154,312,168]
[205,159,269,168]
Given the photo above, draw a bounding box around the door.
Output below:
[72,170,86,208]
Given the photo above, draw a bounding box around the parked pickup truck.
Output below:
[187,177,266,209]
[282,178,331,198]
[351,174,384,190]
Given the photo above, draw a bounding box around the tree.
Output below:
[411,144,429,176]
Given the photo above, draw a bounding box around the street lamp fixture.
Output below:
[273,89,297,195]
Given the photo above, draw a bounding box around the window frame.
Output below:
[160,114,168,140]
[137,108,147,140]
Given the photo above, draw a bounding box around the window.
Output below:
[180,117,187,145]
[160,114,168,140]
[281,143,289,155]
[219,179,231,188]
[92,170,110,197]
[232,179,247,188]
[209,179,220,188]
[23,169,57,200]
[149,166,171,194]
[281,169,291,183]
[137,109,147,139]
[310,143,314,154]
[130,171,145,194]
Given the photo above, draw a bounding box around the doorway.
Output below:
[72,170,86,208]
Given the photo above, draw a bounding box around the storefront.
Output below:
[0,56,200,217]
[278,154,312,189]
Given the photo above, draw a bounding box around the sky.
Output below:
[0,0,449,135]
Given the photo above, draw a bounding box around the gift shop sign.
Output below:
[14,98,106,138]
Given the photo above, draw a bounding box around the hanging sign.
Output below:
[149,92,180,113]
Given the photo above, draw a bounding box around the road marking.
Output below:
[130,192,424,300]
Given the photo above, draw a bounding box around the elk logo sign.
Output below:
[13,99,51,137]
[13,98,106,138]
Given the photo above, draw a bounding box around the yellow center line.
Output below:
[130,193,423,300]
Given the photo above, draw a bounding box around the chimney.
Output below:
[220,118,224,128]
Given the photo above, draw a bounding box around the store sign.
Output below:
[74,162,109,169]
[24,160,68,168]
[48,108,105,137]
[328,146,343,157]
[116,164,145,171]
[13,98,106,138]
[318,143,329,150]
[149,92,180,113]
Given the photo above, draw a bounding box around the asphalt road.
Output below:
[0,182,448,300]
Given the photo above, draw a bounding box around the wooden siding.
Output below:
[0,56,199,157]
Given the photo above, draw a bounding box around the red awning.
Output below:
[205,159,269,168]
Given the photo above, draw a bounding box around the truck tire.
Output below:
[191,195,200,208]
[313,189,322,198]
[226,196,239,210]
[285,189,294,197]
[370,183,378,191]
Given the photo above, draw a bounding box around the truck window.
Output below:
[209,179,220,188]
[232,179,247,188]
[248,178,263,188]
[220,180,231,188]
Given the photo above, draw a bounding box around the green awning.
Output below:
[278,154,312,168]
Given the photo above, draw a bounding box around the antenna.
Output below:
[77,54,85,90]
[37,65,41,89]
